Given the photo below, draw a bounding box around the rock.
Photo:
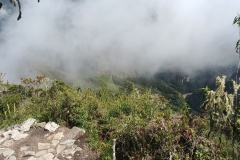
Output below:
[60,139,75,147]
[34,122,46,129]
[52,132,64,140]
[3,148,15,157]
[45,122,59,132]
[51,140,59,147]
[2,139,14,147]
[42,153,54,159]
[11,130,29,141]
[0,129,4,136]
[20,146,29,152]
[48,148,55,153]
[45,134,54,140]
[61,148,75,158]
[5,124,20,131]
[20,118,37,132]
[0,119,98,159]
[4,129,28,141]
[27,157,37,160]
[64,127,85,140]
[24,151,35,156]
[5,155,16,160]
[38,143,51,150]
[56,145,66,154]
[0,148,8,155]
[35,150,48,157]
[0,133,10,144]
[72,145,82,152]
[61,144,82,158]
[36,157,45,160]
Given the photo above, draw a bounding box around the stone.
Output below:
[64,127,85,140]
[72,145,82,152]
[4,129,28,141]
[61,144,82,158]
[61,148,75,158]
[45,122,59,132]
[0,148,7,155]
[0,133,10,144]
[2,139,14,147]
[27,157,37,160]
[35,150,48,157]
[60,139,75,147]
[20,118,36,132]
[3,148,15,157]
[24,151,35,156]
[52,132,64,140]
[38,143,51,150]
[36,157,45,160]
[53,157,60,160]
[6,124,20,131]
[42,153,54,159]
[56,145,66,154]
[76,147,82,151]
[11,131,29,141]
[45,134,54,140]
[34,122,46,129]
[20,146,29,152]
[0,129,4,136]
[5,155,16,160]
[48,148,55,153]
[51,140,59,147]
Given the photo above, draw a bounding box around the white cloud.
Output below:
[0,0,239,81]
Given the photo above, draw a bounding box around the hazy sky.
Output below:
[0,0,240,81]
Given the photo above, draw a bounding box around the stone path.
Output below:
[0,118,99,160]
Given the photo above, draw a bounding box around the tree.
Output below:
[233,14,240,53]
[0,0,39,20]
[199,15,240,159]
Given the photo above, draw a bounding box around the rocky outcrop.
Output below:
[0,119,98,160]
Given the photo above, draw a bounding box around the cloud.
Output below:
[0,0,240,82]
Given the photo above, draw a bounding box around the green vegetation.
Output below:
[0,73,239,159]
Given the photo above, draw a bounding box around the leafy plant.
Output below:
[201,76,240,159]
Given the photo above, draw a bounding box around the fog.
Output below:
[0,0,240,81]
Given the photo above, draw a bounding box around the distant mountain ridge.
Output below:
[32,60,237,111]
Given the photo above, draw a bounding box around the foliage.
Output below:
[233,14,240,53]
[0,73,237,159]
[201,75,240,159]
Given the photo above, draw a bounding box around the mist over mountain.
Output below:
[0,0,240,82]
